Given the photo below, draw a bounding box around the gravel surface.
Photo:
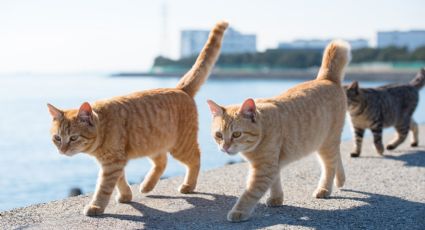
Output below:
[1,126,424,229]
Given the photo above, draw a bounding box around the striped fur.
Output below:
[207,40,350,222]
[47,21,228,216]
[176,21,228,97]
[317,40,351,84]
[345,68,424,157]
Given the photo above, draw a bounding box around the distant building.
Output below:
[348,39,370,50]
[377,30,425,51]
[180,27,256,58]
[278,39,369,50]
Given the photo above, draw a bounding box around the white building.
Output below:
[377,30,425,51]
[278,39,369,50]
[180,27,256,58]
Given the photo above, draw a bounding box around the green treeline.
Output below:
[153,46,425,69]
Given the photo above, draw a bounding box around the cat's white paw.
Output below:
[83,204,104,216]
[227,210,251,222]
[116,193,132,203]
[178,184,195,194]
[266,196,283,207]
[313,188,331,198]
[140,182,155,194]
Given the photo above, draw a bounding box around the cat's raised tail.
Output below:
[317,40,351,85]
[176,21,229,97]
[410,68,425,89]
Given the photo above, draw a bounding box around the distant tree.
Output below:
[376,46,409,62]
[411,46,425,61]
[153,56,194,68]
[153,46,425,69]
[351,48,379,63]
[153,56,173,66]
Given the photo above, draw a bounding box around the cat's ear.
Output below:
[47,103,63,120]
[239,98,256,122]
[207,99,224,117]
[348,81,359,93]
[78,102,94,125]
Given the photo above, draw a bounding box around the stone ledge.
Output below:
[1,126,424,229]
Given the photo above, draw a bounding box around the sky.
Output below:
[0,0,424,74]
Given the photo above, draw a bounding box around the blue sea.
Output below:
[0,74,424,211]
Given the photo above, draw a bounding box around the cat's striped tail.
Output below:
[176,21,228,97]
[410,68,425,89]
[316,40,351,85]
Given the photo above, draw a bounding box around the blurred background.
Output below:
[0,0,424,211]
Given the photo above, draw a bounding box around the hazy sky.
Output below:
[0,0,424,73]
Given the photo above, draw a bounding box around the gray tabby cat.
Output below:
[345,68,425,157]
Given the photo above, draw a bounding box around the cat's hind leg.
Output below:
[387,119,410,150]
[314,145,341,198]
[140,153,167,193]
[410,119,419,147]
[170,138,200,194]
[116,172,132,203]
[334,152,345,188]
[350,127,365,157]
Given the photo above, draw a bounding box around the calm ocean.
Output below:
[0,74,424,211]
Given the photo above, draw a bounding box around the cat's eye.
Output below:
[232,131,242,138]
[215,132,223,139]
[53,135,61,142]
[70,135,79,142]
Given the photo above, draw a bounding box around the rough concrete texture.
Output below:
[1,126,425,229]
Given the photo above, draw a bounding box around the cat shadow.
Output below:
[100,189,424,229]
[101,192,238,228]
[263,189,425,230]
[354,155,382,159]
[384,149,425,167]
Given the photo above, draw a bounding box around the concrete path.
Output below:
[1,126,425,229]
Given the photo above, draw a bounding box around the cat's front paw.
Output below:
[227,209,251,222]
[386,144,397,150]
[83,204,104,216]
[350,152,360,158]
[140,182,155,194]
[116,193,132,203]
[313,187,331,198]
[375,144,384,155]
[178,184,195,194]
[266,196,283,207]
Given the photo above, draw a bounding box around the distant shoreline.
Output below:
[111,69,419,83]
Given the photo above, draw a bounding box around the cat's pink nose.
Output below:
[222,143,231,152]
[59,145,68,153]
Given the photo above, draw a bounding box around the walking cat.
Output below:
[47,21,228,216]
[207,40,350,222]
[345,68,425,157]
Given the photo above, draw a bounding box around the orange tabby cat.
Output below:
[207,40,350,222]
[47,21,228,216]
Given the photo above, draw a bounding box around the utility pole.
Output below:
[159,0,168,57]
